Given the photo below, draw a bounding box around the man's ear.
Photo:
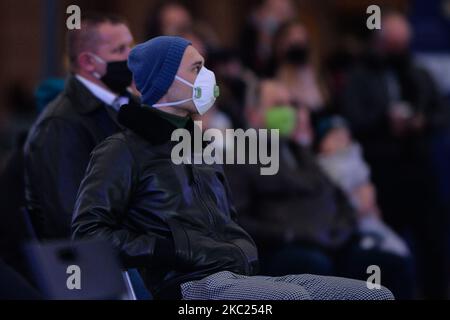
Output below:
[77,52,96,73]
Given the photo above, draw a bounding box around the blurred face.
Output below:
[250,80,292,128]
[183,32,207,58]
[380,14,411,54]
[163,45,205,115]
[264,0,295,23]
[261,81,291,111]
[281,24,309,50]
[276,24,310,63]
[249,81,298,137]
[320,127,351,155]
[78,22,134,77]
[161,4,192,35]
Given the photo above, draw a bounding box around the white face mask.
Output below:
[153,66,220,115]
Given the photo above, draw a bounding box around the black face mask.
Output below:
[100,60,133,94]
[283,44,310,66]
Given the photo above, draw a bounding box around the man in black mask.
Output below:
[24,13,137,239]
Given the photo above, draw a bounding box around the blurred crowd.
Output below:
[1,0,449,299]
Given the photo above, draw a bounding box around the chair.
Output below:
[24,239,131,300]
[22,207,152,299]
[126,268,153,300]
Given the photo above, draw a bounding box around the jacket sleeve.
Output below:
[24,118,93,238]
[71,138,174,269]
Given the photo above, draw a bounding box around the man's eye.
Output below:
[195,66,201,73]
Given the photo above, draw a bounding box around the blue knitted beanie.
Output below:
[128,36,191,106]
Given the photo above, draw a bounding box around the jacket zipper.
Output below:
[192,168,217,229]
[192,166,251,274]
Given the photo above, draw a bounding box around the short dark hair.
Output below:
[66,12,127,70]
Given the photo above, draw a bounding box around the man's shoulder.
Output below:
[102,130,129,145]
[96,130,145,155]
[90,130,147,169]
[25,80,114,149]
[29,92,86,132]
[98,129,168,164]
[24,96,89,147]
[107,130,151,151]
[31,75,111,128]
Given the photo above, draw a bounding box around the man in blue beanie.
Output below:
[72,36,394,300]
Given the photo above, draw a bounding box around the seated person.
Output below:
[24,13,136,240]
[72,36,393,300]
[315,115,410,258]
[225,80,413,299]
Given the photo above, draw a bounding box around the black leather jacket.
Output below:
[24,75,124,239]
[72,104,259,299]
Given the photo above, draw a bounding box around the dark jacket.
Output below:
[225,140,356,251]
[0,143,35,283]
[340,54,449,141]
[24,75,125,239]
[71,104,259,299]
[339,53,449,226]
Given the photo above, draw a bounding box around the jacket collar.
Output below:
[118,104,194,145]
[64,74,106,114]
[75,74,119,107]
[65,74,141,128]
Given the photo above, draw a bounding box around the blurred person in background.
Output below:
[145,1,221,69]
[208,49,257,129]
[240,0,296,76]
[0,84,36,169]
[34,78,66,114]
[23,13,137,240]
[146,1,193,39]
[271,21,327,111]
[315,115,411,262]
[0,79,66,283]
[225,79,415,298]
[324,35,366,115]
[339,10,449,298]
[146,1,220,56]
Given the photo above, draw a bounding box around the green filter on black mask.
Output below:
[265,106,296,137]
